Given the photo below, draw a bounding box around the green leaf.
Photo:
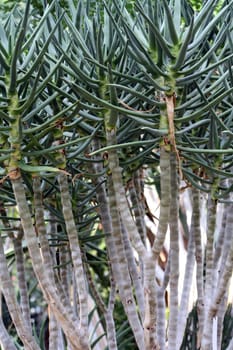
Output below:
[22,134,91,156]
[190,1,233,51]
[108,83,157,105]
[52,42,100,90]
[177,146,233,154]
[177,87,233,122]
[18,12,65,84]
[0,49,9,71]
[181,20,229,74]
[64,78,160,119]
[123,23,166,76]
[64,13,94,60]
[162,0,179,45]
[134,1,174,58]
[191,0,218,37]
[23,101,80,134]
[8,0,30,93]
[177,53,233,84]
[18,162,66,174]
[172,17,194,70]
[173,0,181,36]
[89,139,156,156]
[22,91,59,122]
[107,64,118,128]
[21,0,57,52]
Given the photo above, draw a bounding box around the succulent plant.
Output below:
[0,0,232,349]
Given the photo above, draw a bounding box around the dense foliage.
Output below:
[0,0,232,349]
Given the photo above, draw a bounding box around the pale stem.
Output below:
[128,175,146,244]
[213,178,228,267]
[85,263,106,315]
[105,277,118,350]
[58,173,89,339]
[33,177,54,273]
[157,257,170,350]
[192,187,204,345]
[177,190,196,348]
[105,125,153,347]
[156,287,166,350]
[107,129,147,258]
[11,176,84,350]
[202,231,233,349]
[33,177,73,317]
[213,204,227,291]
[33,179,71,350]
[152,146,171,259]
[0,234,40,350]
[216,294,228,350]
[143,146,171,350]
[205,196,217,299]
[91,152,119,273]
[58,245,70,298]
[176,233,195,348]
[143,253,158,349]
[0,313,17,350]
[48,306,63,350]
[132,170,147,285]
[121,221,145,320]
[202,195,217,348]
[218,203,233,281]
[72,269,79,318]
[213,202,230,349]
[90,139,119,347]
[210,220,233,317]
[108,176,145,350]
[13,232,32,331]
[168,152,179,350]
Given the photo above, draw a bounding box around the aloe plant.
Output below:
[0,0,232,349]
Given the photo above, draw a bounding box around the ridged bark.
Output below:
[58,173,89,348]
[48,306,63,350]
[218,203,233,280]
[108,175,145,350]
[192,187,204,345]
[33,177,74,320]
[128,173,147,245]
[157,258,170,350]
[177,189,196,348]
[202,196,217,349]
[143,253,158,350]
[105,278,118,350]
[0,235,40,350]
[106,129,147,257]
[121,221,145,320]
[85,263,106,314]
[106,126,146,349]
[209,206,233,317]
[213,204,227,289]
[13,233,32,331]
[168,152,179,350]
[213,201,229,349]
[202,232,233,350]
[58,245,70,298]
[152,146,171,259]
[143,145,171,350]
[11,176,84,350]
[90,138,118,349]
